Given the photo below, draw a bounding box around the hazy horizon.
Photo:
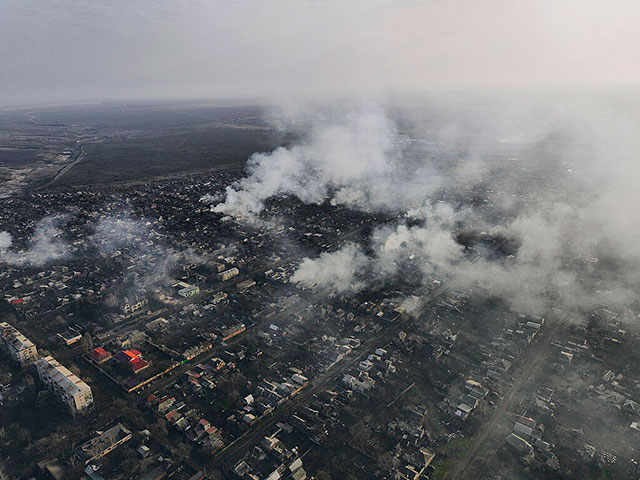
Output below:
[2,0,640,108]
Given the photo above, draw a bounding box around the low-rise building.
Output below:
[514,416,537,437]
[35,355,93,415]
[145,317,169,332]
[123,296,147,315]
[0,321,38,365]
[174,281,199,298]
[465,379,489,399]
[222,324,246,342]
[115,349,150,373]
[236,279,256,291]
[88,347,112,364]
[342,372,375,392]
[77,423,132,464]
[57,328,82,346]
[219,268,239,281]
[506,432,534,456]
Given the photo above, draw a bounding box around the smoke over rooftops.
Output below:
[212,95,640,319]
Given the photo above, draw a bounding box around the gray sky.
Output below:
[1,0,639,107]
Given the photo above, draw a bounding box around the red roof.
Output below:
[165,410,179,421]
[130,358,149,372]
[10,298,24,304]
[115,349,148,372]
[89,347,111,361]
[122,349,142,359]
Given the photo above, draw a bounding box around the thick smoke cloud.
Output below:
[291,244,369,294]
[373,203,464,280]
[213,105,442,216]
[217,95,640,321]
[91,215,149,254]
[199,193,222,204]
[293,194,637,316]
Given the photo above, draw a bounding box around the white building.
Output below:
[342,373,375,392]
[178,285,199,297]
[173,280,199,298]
[35,355,93,415]
[0,322,38,365]
[219,267,239,281]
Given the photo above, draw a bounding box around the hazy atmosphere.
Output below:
[1,2,640,480]
[2,0,640,106]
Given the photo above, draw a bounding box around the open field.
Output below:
[0,101,284,191]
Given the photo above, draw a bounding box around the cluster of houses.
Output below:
[233,433,307,480]
[152,395,224,453]
[439,379,490,421]
[506,414,560,471]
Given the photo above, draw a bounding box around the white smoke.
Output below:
[0,231,11,249]
[91,215,149,254]
[375,224,463,277]
[0,212,208,297]
[90,214,208,291]
[213,105,445,217]
[279,96,640,319]
[0,216,71,267]
[291,244,369,294]
[199,193,221,204]
[397,295,424,317]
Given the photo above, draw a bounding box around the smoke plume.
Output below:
[213,104,445,216]
[218,95,640,321]
[0,215,71,267]
[291,244,369,294]
[0,231,11,249]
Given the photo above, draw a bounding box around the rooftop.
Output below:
[78,423,132,463]
[0,321,35,352]
[35,355,91,397]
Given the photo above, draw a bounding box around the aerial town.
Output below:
[3,0,640,478]
[0,137,639,480]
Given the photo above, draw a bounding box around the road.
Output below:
[95,221,381,393]
[37,146,86,190]
[216,315,414,469]
[215,279,459,471]
[447,307,566,480]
